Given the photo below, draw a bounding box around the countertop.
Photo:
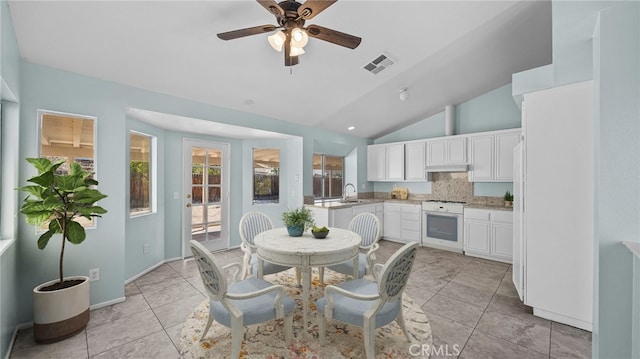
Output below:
[307,198,422,209]
[464,204,513,211]
[308,200,513,211]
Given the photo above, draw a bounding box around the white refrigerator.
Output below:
[512,81,593,331]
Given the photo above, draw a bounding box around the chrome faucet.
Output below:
[343,183,356,201]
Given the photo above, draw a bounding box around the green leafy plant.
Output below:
[17,158,108,286]
[282,207,315,231]
[504,190,514,202]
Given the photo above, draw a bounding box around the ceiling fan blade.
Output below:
[306,24,361,49]
[217,25,277,41]
[297,0,337,20]
[257,0,285,17]
[283,31,299,66]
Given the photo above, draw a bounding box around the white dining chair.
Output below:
[318,212,381,285]
[190,240,294,359]
[316,242,418,359]
[239,211,300,284]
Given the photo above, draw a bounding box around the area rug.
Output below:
[179,268,432,358]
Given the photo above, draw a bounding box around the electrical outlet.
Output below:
[143,243,149,255]
[89,268,100,282]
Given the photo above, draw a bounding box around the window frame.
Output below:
[252,147,280,204]
[129,130,157,217]
[313,153,344,201]
[37,109,98,230]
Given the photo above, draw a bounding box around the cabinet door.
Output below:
[405,142,426,181]
[426,140,447,166]
[491,222,513,262]
[383,203,402,240]
[447,138,467,164]
[385,144,405,181]
[367,145,386,181]
[400,204,421,243]
[330,208,353,229]
[464,220,490,254]
[495,131,521,181]
[468,135,494,181]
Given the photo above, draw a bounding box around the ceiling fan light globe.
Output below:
[291,28,309,48]
[267,31,286,52]
[290,46,305,56]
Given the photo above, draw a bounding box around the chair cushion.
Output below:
[210,277,295,327]
[327,253,367,278]
[316,278,401,328]
[251,253,291,276]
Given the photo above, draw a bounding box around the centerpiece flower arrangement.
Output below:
[282,207,315,237]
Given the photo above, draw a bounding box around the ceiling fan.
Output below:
[217,0,362,66]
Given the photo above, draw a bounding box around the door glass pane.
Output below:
[208,168,221,185]
[207,204,221,224]
[206,223,220,240]
[191,205,204,224]
[192,147,205,166]
[207,187,221,203]
[191,186,203,204]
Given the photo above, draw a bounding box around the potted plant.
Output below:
[282,207,315,237]
[504,190,514,207]
[17,158,108,343]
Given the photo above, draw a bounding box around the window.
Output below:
[39,110,96,228]
[253,148,279,204]
[313,154,343,200]
[130,132,154,216]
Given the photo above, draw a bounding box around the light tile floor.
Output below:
[10,240,591,358]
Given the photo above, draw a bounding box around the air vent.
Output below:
[363,53,395,74]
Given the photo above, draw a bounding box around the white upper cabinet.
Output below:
[385,143,405,181]
[495,131,521,181]
[367,145,386,181]
[426,137,467,167]
[404,141,427,181]
[468,135,494,181]
[468,129,521,182]
[367,141,428,182]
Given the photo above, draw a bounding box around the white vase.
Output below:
[32,276,90,343]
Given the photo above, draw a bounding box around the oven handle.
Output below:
[423,210,462,217]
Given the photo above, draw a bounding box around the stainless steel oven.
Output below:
[422,201,464,252]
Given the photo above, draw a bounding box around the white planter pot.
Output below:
[33,276,90,343]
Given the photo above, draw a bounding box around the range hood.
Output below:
[424,105,469,173]
[425,164,469,173]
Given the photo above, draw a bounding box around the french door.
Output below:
[183,139,230,255]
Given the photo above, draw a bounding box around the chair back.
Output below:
[239,211,273,247]
[348,212,381,249]
[190,240,227,301]
[378,242,418,302]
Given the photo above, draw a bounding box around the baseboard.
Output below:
[126,245,242,285]
[124,261,165,285]
[5,322,33,359]
[533,307,592,332]
[90,296,126,311]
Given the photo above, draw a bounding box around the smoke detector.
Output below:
[399,88,409,101]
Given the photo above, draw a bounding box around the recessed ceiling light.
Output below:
[347,126,355,131]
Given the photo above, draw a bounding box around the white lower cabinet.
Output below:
[308,203,383,232]
[384,203,421,243]
[464,208,512,263]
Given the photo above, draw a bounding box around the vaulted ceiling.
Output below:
[8,1,552,139]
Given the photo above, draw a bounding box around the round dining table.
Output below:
[253,227,361,333]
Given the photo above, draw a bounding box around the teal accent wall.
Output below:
[0,1,21,358]
[456,84,521,135]
[373,84,521,196]
[592,3,640,357]
[552,1,612,87]
[125,119,166,280]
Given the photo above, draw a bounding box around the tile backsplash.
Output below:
[372,172,506,205]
